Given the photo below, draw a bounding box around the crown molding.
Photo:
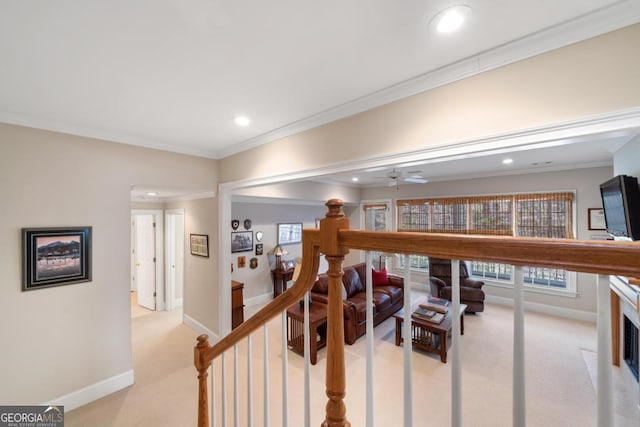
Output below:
[217,0,640,158]
[0,111,219,159]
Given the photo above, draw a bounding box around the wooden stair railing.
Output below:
[195,198,640,426]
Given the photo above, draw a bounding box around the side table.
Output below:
[286,302,327,365]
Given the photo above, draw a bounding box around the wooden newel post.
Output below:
[195,334,212,427]
[320,199,351,427]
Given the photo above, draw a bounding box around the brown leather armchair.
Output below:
[429,257,485,313]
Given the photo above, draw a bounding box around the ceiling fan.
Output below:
[376,169,428,188]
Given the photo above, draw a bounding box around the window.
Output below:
[397,192,575,290]
[361,201,391,270]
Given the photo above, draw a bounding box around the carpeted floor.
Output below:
[66,295,640,426]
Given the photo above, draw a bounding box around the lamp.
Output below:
[268,244,288,271]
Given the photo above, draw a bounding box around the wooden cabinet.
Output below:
[232,280,244,329]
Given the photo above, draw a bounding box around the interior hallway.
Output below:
[65,293,640,426]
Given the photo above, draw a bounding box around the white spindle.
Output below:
[247,336,253,427]
[234,344,239,427]
[365,251,375,427]
[596,274,614,427]
[222,352,227,427]
[451,260,462,427]
[211,360,216,427]
[263,325,269,427]
[403,254,413,427]
[513,266,526,427]
[281,311,289,427]
[303,291,311,427]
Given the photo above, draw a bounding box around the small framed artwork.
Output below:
[231,231,253,253]
[277,223,303,245]
[22,226,92,291]
[255,243,263,255]
[588,208,606,230]
[190,234,209,257]
[238,256,246,268]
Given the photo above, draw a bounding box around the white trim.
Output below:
[486,295,596,323]
[216,1,640,158]
[184,314,219,343]
[218,188,233,336]
[165,208,185,312]
[166,191,216,202]
[43,370,134,412]
[174,297,184,308]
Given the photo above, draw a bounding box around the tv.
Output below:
[599,175,640,241]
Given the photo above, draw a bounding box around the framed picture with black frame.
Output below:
[190,234,209,257]
[22,226,92,291]
[231,231,253,253]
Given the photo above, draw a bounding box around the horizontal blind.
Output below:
[397,200,429,232]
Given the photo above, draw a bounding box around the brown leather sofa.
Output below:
[429,257,485,313]
[311,263,404,345]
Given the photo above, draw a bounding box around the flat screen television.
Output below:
[599,175,640,241]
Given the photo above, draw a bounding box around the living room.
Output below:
[2,3,640,425]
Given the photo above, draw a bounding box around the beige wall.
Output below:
[219,24,640,183]
[360,166,613,314]
[0,123,217,405]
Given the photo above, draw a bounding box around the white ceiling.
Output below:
[1,0,639,162]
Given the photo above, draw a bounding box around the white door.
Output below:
[166,210,185,310]
[134,214,156,310]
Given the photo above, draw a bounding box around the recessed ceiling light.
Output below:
[432,5,471,34]
[234,116,250,127]
[502,158,514,165]
[352,177,359,182]
[146,191,158,196]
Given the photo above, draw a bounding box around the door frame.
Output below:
[131,209,165,311]
[165,208,185,311]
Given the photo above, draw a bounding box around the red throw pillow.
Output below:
[372,268,390,286]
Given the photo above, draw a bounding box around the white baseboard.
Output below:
[184,314,219,342]
[44,369,134,412]
[244,292,273,308]
[485,295,597,323]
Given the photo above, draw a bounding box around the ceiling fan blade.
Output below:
[403,177,428,184]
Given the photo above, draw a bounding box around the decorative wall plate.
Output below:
[244,219,252,230]
[255,231,263,242]
[231,219,240,230]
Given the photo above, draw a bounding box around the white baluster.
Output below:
[234,344,239,427]
[281,311,289,427]
[403,254,413,427]
[303,291,311,427]
[596,274,614,427]
[247,335,253,427]
[211,360,216,427]
[365,251,375,427]
[263,325,269,427]
[513,266,526,427]
[451,260,461,427]
[222,352,227,427]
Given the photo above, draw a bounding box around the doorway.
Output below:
[131,209,164,312]
[166,209,185,311]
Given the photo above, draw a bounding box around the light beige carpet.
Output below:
[66,295,640,426]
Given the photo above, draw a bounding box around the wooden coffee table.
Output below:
[393,298,466,363]
[286,302,327,365]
